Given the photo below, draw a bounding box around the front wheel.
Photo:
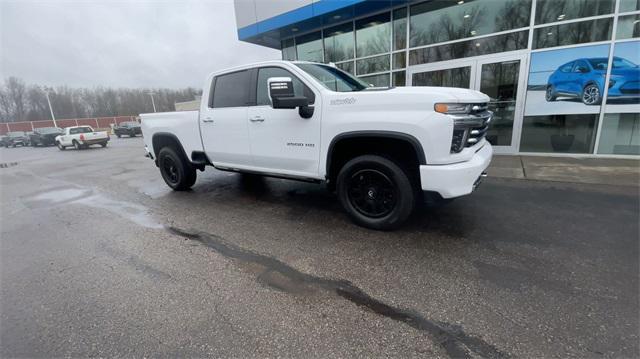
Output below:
[57,142,65,151]
[582,84,601,105]
[101,142,107,148]
[337,155,416,230]
[158,147,196,191]
[545,86,557,102]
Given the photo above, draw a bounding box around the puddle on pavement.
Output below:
[23,187,163,229]
[32,188,90,203]
[167,226,508,359]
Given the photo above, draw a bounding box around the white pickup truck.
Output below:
[141,61,492,230]
[56,126,110,150]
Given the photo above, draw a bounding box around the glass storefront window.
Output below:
[620,0,640,13]
[597,113,640,155]
[534,18,613,49]
[535,0,614,24]
[412,66,472,88]
[356,54,390,75]
[393,7,407,50]
[324,22,354,63]
[409,30,528,66]
[282,38,296,60]
[392,52,406,70]
[355,13,391,57]
[616,14,640,40]
[336,61,354,74]
[480,60,521,146]
[359,73,390,87]
[393,71,406,86]
[296,31,323,62]
[409,0,531,48]
[520,114,598,153]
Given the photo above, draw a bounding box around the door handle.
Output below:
[249,116,264,122]
[202,117,214,123]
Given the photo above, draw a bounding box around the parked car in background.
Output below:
[3,131,29,147]
[30,127,63,146]
[55,126,110,150]
[546,56,640,105]
[113,121,141,137]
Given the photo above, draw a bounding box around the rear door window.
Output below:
[212,70,252,108]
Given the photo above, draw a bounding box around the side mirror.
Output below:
[268,77,308,109]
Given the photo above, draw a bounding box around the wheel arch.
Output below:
[325,131,426,183]
[151,132,190,165]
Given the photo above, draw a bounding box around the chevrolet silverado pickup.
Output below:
[141,61,493,230]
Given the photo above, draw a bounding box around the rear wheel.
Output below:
[73,140,81,150]
[101,142,107,148]
[116,134,121,138]
[158,147,196,191]
[337,155,415,230]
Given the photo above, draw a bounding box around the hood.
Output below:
[611,67,640,77]
[357,86,489,103]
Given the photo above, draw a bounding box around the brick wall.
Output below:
[0,116,137,135]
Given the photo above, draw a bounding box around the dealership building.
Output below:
[234,0,639,156]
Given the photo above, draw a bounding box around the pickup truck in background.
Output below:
[141,60,492,230]
[56,126,110,150]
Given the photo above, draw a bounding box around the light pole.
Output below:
[147,92,157,112]
[45,91,58,128]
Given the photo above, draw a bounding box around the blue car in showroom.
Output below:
[546,56,639,105]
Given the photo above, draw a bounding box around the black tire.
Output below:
[101,142,107,148]
[545,86,557,102]
[130,132,136,137]
[337,155,415,230]
[57,142,65,151]
[73,140,81,150]
[116,134,121,138]
[582,83,601,105]
[158,147,196,191]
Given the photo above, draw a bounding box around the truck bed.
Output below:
[140,111,202,160]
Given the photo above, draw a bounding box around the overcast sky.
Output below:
[0,0,280,89]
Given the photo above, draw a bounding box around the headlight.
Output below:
[434,103,471,114]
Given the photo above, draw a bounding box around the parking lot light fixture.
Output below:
[45,91,58,128]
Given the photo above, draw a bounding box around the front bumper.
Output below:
[419,143,493,199]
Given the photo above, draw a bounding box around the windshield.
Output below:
[295,63,371,92]
[612,57,637,68]
[7,131,24,137]
[37,127,61,134]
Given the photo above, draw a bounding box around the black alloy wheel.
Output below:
[347,169,397,218]
[337,155,416,230]
[158,147,196,191]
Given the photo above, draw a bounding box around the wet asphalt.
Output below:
[0,138,638,358]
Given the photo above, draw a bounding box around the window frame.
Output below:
[254,66,316,107]
[209,69,253,109]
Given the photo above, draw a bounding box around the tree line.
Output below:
[0,77,201,123]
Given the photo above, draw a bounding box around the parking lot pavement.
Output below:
[1,138,638,358]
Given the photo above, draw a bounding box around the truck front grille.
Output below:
[450,105,492,153]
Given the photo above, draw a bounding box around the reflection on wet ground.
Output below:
[167,226,509,359]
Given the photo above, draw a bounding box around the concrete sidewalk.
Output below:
[489,155,640,187]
